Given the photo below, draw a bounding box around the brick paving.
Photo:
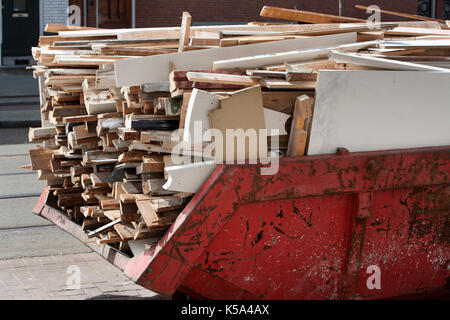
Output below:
[0,252,164,300]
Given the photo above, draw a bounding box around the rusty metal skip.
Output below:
[34,146,450,299]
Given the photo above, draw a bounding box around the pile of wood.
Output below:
[27,6,450,256]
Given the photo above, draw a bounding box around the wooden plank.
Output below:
[355,5,446,23]
[114,33,357,86]
[178,12,192,52]
[186,72,257,86]
[260,6,365,24]
[45,23,101,33]
[287,95,312,157]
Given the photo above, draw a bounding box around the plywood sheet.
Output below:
[209,85,267,162]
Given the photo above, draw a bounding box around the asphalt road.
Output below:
[0,128,91,260]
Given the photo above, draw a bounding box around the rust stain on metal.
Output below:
[402,186,450,245]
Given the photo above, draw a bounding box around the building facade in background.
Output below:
[1,0,449,66]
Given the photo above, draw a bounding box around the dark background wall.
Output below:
[134,0,421,28]
[81,1,448,28]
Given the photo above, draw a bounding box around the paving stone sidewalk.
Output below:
[0,252,163,300]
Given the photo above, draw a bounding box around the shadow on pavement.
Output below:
[0,128,30,145]
[87,294,166,300]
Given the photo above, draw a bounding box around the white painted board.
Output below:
[183,89,221,143]
[330,51,450,71]
[308,71,450,155]
[114,33,357,87]
[163,161,216,193]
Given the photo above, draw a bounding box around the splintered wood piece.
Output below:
[140,130,174,144]
[83,151,119,165]
[133,226,168,240]
[287,130,308,158]
[122,181,143,194]
[153,97,181,116]
[82,218,105,231]
[119,193,152,203]
[114,223,135,240]
[97,237,121,244]
[29,149,54,171]
[103,210,121,221]
[118,128,140,141]
[29,127,57,142]
[119,200,139,223]
[73,124,97,140]
[63,114,98,124]
[90,172,113,187]
[178,12,192,52]
[57,192,84,207]
[287,95,312,157]
[174,192,194,203]
[150,197,183,213]
[259,79,317,90]
[135,199,158,227]
[112,139,131,152]
[140,155,165,173]
[142,174,175,196]
[101,199,120,210]
[119,151,148,163]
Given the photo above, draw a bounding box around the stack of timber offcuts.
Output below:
[27,6,450,257]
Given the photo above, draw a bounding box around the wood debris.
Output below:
[27,6,450,257]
